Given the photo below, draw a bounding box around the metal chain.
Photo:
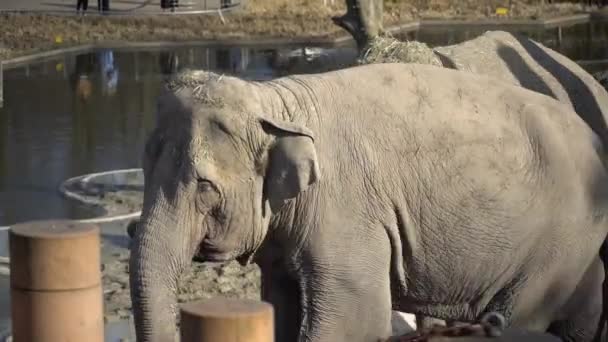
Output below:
[385,312,507,342]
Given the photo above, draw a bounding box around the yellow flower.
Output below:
[55,36,63,44]
[496,7,509,16]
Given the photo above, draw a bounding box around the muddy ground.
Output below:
[101,249,261,322]
[0,0,591,61]
[59,181,259,321]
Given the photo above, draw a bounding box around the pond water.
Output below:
[0,19,607,340]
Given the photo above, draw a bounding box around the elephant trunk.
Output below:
[129,214,190,342]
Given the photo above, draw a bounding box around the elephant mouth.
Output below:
[197,249,253,267]
[198,239,255,266]
[199,252,233,262]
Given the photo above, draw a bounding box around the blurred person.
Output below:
[76,0,88,15]
[99,49,119,96]
[98,0,110,13]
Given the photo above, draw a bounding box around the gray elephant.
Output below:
[130,63,608,342]
[432,30,608,156]
[358,31,608,330]
[361,31,608,159]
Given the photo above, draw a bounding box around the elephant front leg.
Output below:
[298,258,393,341]
[259,262,301,342]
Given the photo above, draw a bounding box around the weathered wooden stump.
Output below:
[180,297,274,342]
[9,221,103,342]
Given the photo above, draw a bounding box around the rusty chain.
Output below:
[385,312,507,342]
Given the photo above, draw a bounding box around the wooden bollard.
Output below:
[180,297,274,342]
[9,220,103,342]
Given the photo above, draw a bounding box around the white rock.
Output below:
[391,311,417,336]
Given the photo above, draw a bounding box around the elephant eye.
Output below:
[197,179,217,193]
[196,179,221,209]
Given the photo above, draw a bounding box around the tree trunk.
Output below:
[332,0,384,50]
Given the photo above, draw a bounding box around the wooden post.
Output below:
[180,297,274,342]
[9,221,103,342]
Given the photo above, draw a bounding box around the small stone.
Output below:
[219,283,233,293]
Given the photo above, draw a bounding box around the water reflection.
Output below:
[0,21,607,228]
[159,51,179,75]
[99,49,119,97]
[70,53,96,102]
[0,21,607,227]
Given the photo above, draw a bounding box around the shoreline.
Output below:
[1,13,600,69]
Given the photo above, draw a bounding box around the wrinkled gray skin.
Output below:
[356,30,608,332]
[433,30,608,157]
[413,32,608,330]
[130,63,608,342]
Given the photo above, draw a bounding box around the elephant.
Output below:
[360,31,608,161]
[357,30,608,330]
[129,63,608,342]
[432,30,608,157]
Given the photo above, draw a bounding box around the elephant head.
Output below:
[129,71,320,341]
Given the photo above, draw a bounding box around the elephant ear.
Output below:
[259,117,320,212]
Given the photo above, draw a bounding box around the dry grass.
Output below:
[358,35,441,65]
[0,0,589,60]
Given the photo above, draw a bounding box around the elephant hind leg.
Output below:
[547,257,604,342]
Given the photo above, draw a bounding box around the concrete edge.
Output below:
[0,12,599,69]
[2,44,96,69]
[0,37,350,70]
[58,168,142,209]
[3,168,146,226]
[419,13,590,28]
[0,2,242,16]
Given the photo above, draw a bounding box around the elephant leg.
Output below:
[259,262,301,342]
[127,219,138,238]
[547,256,604,342]
[298,240,393,342]
[254,237,302,342]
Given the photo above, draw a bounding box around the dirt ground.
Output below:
[102,249,261,322]
[59,183,259,321]
[0,0,591,61]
